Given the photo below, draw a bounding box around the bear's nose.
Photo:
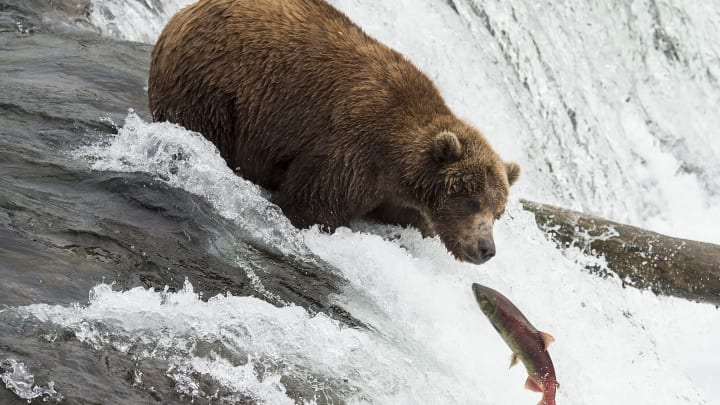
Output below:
[477,238,496,263]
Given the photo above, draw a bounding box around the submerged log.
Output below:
[520,199,720,306]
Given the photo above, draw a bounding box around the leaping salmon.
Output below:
[472,283,559,405]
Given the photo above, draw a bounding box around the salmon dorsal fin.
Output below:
[509,353,519,368]
[540,332,555,350]
[524,376,542,392]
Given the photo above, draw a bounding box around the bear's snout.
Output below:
[465,216,496,264]
[476,237,496,264]
[459,235,495,265]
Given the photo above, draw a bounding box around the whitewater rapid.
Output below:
[4,0,719,404]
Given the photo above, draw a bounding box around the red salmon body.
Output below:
[472,283,559,405]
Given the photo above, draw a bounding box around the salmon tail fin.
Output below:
[509,353,519,368]
[540,331,555,350]
[524,376,542,393]
[538,396,556,405]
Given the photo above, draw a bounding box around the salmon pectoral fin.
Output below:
[524,376,542,393]
[509,353,519,368]
[540,331,555,350]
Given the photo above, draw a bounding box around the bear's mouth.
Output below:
[460,247,485,265]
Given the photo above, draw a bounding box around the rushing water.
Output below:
[1,0,719,404]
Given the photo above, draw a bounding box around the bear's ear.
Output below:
[505,162,520,186]
[433,131,463,164]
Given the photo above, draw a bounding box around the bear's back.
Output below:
[148,0,446,186]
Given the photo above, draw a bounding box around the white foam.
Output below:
[18,281,490,404]
[75,112,308,257]
[1,358,63,402]
[305,209,716,405]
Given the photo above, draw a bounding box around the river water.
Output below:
[1,0,719,404]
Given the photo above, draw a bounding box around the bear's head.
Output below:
[408,123,520,264]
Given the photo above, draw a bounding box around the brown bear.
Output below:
[148,0,520,264]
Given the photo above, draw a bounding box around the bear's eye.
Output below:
[464,199,481,213]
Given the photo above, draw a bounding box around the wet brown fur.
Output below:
[148,0,519,262]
